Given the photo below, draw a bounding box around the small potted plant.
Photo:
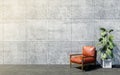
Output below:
[98,27,115,68]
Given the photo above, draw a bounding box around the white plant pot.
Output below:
[102,59,112,68]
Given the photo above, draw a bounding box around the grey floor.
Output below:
[0,65,119,75]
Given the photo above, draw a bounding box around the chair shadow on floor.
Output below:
[113,65,120,68]
[75,64,120,71]
[75,64,101,71]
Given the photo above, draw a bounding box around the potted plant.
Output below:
[98,27,115,68]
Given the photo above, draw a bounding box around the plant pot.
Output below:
[102,59,112,68]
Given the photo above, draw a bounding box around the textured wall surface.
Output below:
[0,0,120,64]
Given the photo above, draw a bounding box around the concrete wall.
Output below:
[0,0,120,64]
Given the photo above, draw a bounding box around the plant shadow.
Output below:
[113,46,120,67]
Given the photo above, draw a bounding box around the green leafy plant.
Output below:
[98,27,115,60]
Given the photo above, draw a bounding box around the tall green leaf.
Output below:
[100,28,106,31]
[109,29,114,33]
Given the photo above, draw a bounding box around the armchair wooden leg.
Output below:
[81,59,84,71]
[81,64,84,71]
[70,55,72,68]
[81,65,83,70]
[70,62,72,68]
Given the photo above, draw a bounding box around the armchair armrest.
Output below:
[70,54,82,56]
[83,56,95,58]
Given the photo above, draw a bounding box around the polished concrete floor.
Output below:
[0,65,119,75]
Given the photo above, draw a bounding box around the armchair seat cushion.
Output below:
[71,55,95,64]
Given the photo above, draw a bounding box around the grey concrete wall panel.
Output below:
[26,20,48,41]
[26,41,48,64]
[94,0,120,19]
[71,0,94,19]
[0,23,3,41]
[0,42,3,64]
[48,20,71,41]
[3,22,26,41]
[72,20,95,41]
[48,42,71,64]
[3,41,27,64]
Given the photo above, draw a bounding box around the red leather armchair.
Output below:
[70,46,97,71]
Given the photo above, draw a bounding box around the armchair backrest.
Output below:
[82,46,96,57]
